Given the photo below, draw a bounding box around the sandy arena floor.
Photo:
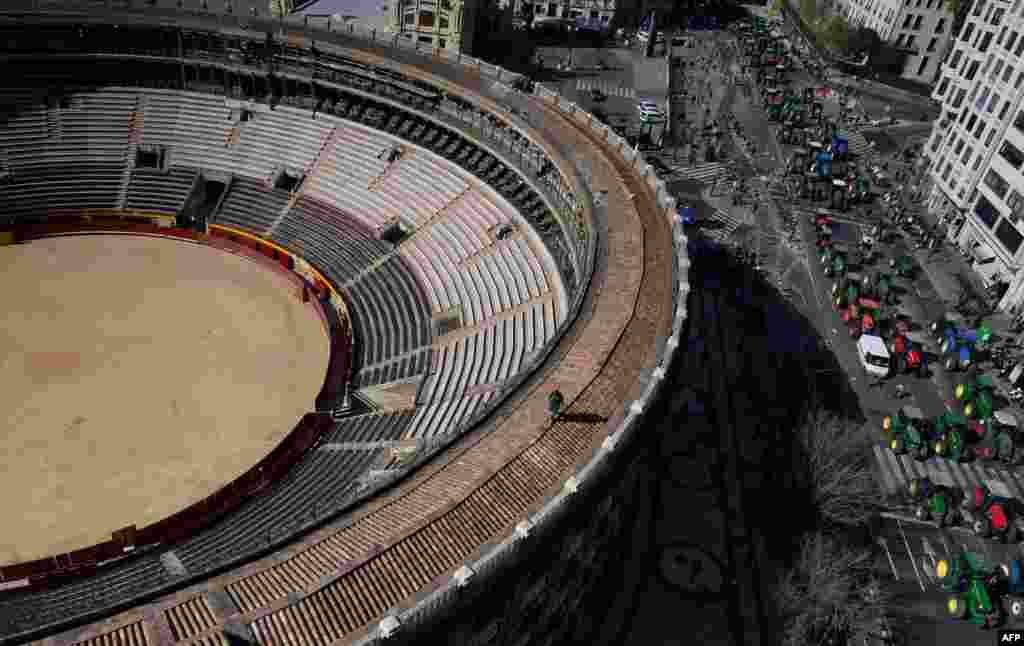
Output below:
[0,234,329,565]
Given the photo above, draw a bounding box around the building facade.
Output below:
[383,0,480,52]
[926,0,1024,311]
[838,0,956,82]
[511,0,617,24]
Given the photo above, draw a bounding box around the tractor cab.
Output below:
[986,410,1023,466]
[908,477,964,526]
[933,410,973,461]
[889,254,915,277]
[938,551,1006,628]
[956,374,997,420]
[885,405,932,459]
[961,484,1024,544]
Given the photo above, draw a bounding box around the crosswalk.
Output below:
[872,443,1024,501]
[700,207,748,243]
[847,130,873,157]
[574,78,637,99]
[674,161,731,183]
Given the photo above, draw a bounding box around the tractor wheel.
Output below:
[931,321,941,335]
[941,338,954,354]
[895,354,906,374]
[965,402,976,418]
[891,437,906,454]
[944,355,958,371]
[975,516,993,538]
[917,443,932,461]
[947,595,969,619]
[915,505,930,522]
[962,358,973,371]
[1009,598,1024,618]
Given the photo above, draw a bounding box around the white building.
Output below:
[511,0,616,24]
[838,0,956,83]
[926,0,1024,310]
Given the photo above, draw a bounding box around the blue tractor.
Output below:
[936,322,993,372]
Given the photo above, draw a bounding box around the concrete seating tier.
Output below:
[0,164,124,217]
[318,411,417,444]
[124,167,196,213]
[215,176,290,233]
[173,448,382,574]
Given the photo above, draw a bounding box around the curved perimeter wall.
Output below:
[0,5,691,645]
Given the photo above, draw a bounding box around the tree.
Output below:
[790,408,885,530]
[800,0,818,25]
[776,531,891,646]
[819,14,851,52]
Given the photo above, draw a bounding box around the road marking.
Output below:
[897,519,926,591]
[923,460,955,488]
[873,444,903,495]
[937,531,951,556]
[920,536,939,583]
[877,536,899,581]
[986,477,1017,499]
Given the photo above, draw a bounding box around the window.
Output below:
[974,154,984,170]
[1007,190,1024,219]
[943,161,954,180]
[976,120,987,139]
[1003,100,1013,122]
[1001,141,1024,168]
[418,35,433,43]
[908,34,918,49]
[953,87,967,108]
[1017,34,1024,56]
[965,60,980,80]
[996,219,1024,254]
[974,85,990,109]
[962,22,975,42]
[439,15,448,28]
[962,145,974,165]
[955,137,966,155]
[989,93,1001,113]
[981,32,994,53]
[927,37,938,53]
[966,113,978,133]
[438,37,446,48]
[1000,27,1009,46]
[903,13,913,28]
[985,169,1011,198]
[937,17,947,34]
[914,15,923,30]
[983,53,995,75]
[1004,64,1015,84]
[1007,31,1019,51]
[987,128,997,147]
[1017,71,1024,89]
[1016,110,1024,131]
[976,194,1001,228]
[993,7,1006,25]
[418,10,434,27]
[950,47,963,69]
[992,59,1005,79]
[896,34,906,47]
[937,76,951,96]
[404,12,414,24]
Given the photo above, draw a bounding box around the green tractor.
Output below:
[956,373,998,420]
[884,405,934,460]
[933,409,975,462]
[831,272,861,309]
[937,550,1007,628]
[860,271,895,305]
[823,249,848,278]
[981,410,1023,466]
[907,477,964,527]
[889,254,916,278]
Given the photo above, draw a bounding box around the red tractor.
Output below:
[889,333,927,377]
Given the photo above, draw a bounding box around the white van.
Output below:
[857,334,891,378]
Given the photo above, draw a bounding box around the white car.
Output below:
[857,334,891,378]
